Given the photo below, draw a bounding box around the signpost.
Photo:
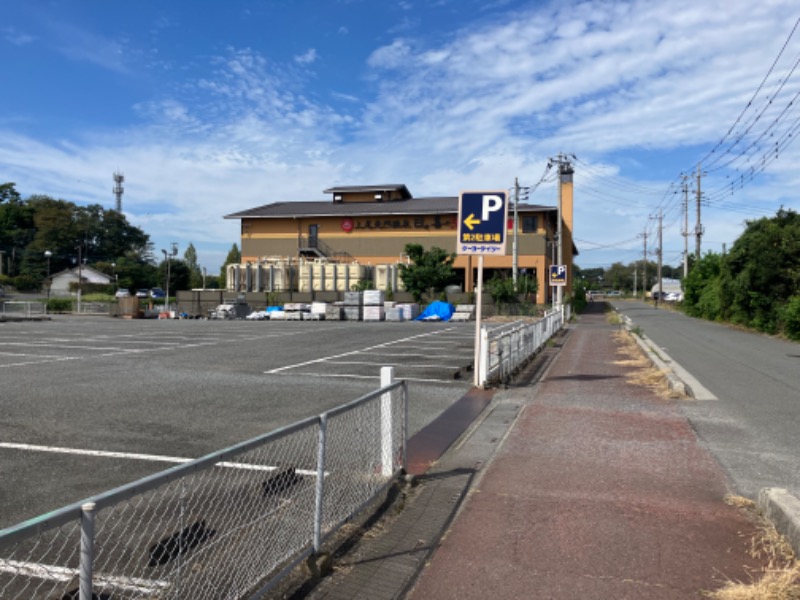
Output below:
[549,264,567,310]
[457,191,509,386]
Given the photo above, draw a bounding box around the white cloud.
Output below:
[294,48,318,65]
[367,39,413,69]
[3,27,35,46]
[2,0,799,272]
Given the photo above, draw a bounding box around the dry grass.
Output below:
[611,330,674,398]
[704,495,800,599]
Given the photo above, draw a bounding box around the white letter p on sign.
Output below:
[481,195,503,221]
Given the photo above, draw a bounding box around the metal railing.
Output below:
[1,301,46,317]
[297,235,354,263]
[0,369,408,599]
[478,307,567,386]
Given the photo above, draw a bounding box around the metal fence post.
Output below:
[380,366,394,477]
[79,502,96,600]
[479,327,489,386]
[313,415,328,553]
[401,381,408,470]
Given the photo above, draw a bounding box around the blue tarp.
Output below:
[415,301,454,321]
[266,306,283,312]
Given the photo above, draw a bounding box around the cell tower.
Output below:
[113,171,125,212]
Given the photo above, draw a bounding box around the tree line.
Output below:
[683,208,799,340]
[0,182,221,294]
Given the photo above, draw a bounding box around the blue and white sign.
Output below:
[457,191,509,255]
[549,264,567,286]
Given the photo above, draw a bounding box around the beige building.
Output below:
[224,170,576,305]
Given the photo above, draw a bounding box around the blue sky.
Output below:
[2,0,799,273]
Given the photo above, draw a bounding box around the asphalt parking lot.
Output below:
[0,316,478,528]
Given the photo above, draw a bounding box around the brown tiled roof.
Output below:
[224,198,555,219]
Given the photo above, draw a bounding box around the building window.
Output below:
[522,216,537,233]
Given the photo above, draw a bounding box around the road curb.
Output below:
[618,312,717,400]
[622,321,687,396]
[758,487,800,558]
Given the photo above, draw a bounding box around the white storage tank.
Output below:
[374,264,405,291]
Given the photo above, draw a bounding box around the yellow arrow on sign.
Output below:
[463,213,481,230]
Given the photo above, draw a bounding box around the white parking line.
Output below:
[0,443,319,475]
[264,328,456,374]
[267,372,465,383]
[0,356,80,368]
[0,559,169,593]
[326,360,463,369]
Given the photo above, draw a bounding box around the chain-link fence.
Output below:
[0,370,408,600]
[478,307,566,386]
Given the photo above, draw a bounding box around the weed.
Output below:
[704,495,799,599]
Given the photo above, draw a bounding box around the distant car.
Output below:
[115,288,131,298]
[135,289,149,298]
[150,288,165,299]
[665,292,683,302]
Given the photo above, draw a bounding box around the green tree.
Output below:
[0,182,22,204]
[398,243,457,303]
[485,273,517,306]
[683,252,725,320]
[0,184,34,277]
[183,242,203,289]
[605,262,633,291]
[159,259,191,294]
[724,208,800,333]
[683,208,800,337]
[220,243,241,289]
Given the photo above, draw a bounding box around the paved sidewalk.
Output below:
[299,303,771,600]
[405,304,767,599]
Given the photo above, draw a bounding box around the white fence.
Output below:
[0,301,47,317]
[478,305,570,386]
[0,370,408,600]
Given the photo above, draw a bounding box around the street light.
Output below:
[44,250,52,303]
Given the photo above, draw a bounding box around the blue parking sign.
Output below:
[457,191,508,255]
[550,265,567,286]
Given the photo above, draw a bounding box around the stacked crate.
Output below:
[325,303,344,321]
[284,303,310,320]
[385,306,404,321]
[343,291,363,321]
[363,290,385,321]
[309,302,327,320]
[397,303,420,320]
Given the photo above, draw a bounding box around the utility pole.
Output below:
[682,177,689,278]
[695,164,704,259]
[76,244,83,312]
[512,177,519,289]
[557,158,563,307]
[656,210,663,308]
[550,153,574,307]
[642,230,648,301]
[113,172,125,212]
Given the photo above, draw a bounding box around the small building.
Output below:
[650,278,683,299]
[225,175,577,305]
[50,266,111,296]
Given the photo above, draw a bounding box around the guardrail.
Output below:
[0,368,408,600]
[478,305,569,386]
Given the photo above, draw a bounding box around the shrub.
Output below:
[46,298,73,313]
[779,296,800,340]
